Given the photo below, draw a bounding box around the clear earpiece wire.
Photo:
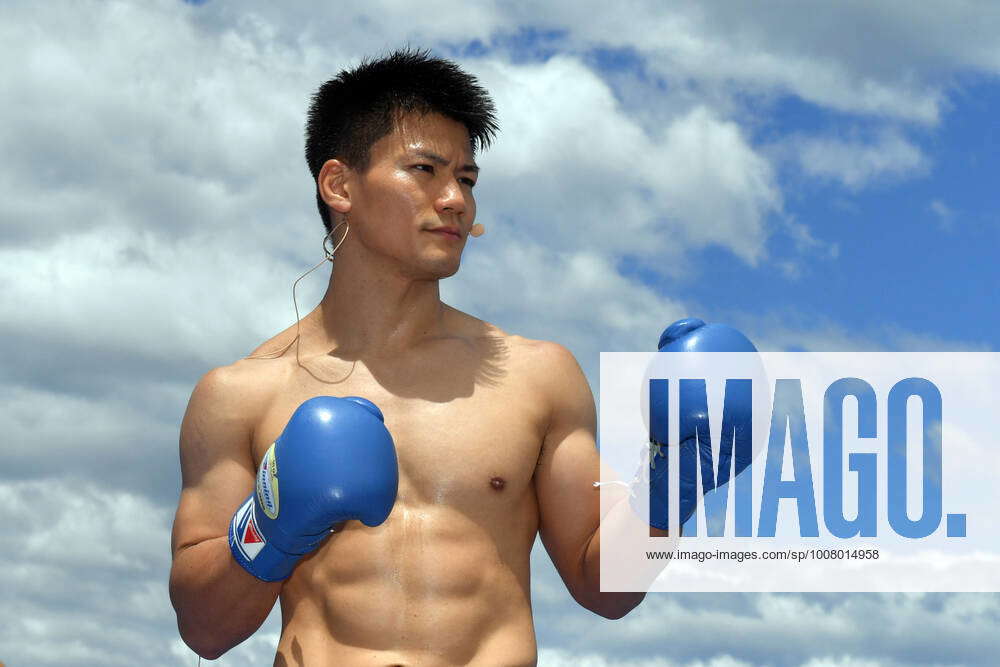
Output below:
[245,218,349,362]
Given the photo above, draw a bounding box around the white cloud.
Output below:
[448,230,689,371]
[735,310,993,354]
[929,199,956,231]
[539,648,754,667]
[801,659,885,667]
[534,589,1000,666]
[0,479,176,665]
[172,0,1000,132]
[0,228,307,375]
[0,477,286,666]
[784,129,928,189]
[539,0,1000,125]
[476,57,781,269]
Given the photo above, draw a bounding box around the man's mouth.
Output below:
[426,226,462,240]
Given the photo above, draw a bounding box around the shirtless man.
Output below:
[168,50,650,665]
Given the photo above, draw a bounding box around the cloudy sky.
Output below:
[2,0,999,665]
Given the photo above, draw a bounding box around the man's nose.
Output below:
[436,181,467,215]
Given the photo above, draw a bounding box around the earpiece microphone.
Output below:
[470,223,485,238]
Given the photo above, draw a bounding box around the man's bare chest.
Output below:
[249,357,548,510]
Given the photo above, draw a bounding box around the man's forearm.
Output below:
[577,493,681,618]
[579,525,645,619]
[169,536,282,659]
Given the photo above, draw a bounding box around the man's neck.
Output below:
[306,254,448,360]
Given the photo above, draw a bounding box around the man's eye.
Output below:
[459,178,477,188]
[414,164,434,173]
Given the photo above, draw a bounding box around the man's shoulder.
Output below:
[506,335,579,373]
[497,336,592,411]
[498,336,594,440]
[192,355,284,419]
[445,305,579,371]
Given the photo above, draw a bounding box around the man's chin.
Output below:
[410,257,462,280]
[434,261,461,279]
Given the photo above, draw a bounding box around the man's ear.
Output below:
[317,159,352,216]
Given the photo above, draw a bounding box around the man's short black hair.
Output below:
[304,48,499,233]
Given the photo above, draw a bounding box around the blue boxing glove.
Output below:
[229,396,398,581]
[633,318,758,531]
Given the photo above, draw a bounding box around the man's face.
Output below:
[347,112,479,280]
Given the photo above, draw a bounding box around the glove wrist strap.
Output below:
[228,495,300,582]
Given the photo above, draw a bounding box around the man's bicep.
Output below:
[171,366,258,555]
[533,345,603,583]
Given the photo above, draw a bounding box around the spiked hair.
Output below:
[304,48,499,232]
